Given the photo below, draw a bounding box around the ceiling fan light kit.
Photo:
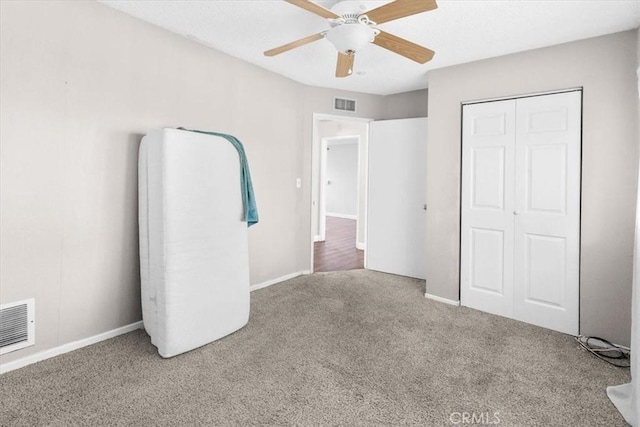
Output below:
[264,0,437,78]
[325,22,378,54]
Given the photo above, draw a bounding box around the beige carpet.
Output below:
[0,270,631,426]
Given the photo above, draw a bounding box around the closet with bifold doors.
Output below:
[460,90,582,335]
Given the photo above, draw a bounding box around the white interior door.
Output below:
[461,100,517,318]
[367,118,427,279]
[461,91,581,336]
[513,92,581,335]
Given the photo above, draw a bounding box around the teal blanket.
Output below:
[178,128,259,227]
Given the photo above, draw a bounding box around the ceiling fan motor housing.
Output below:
[327,1,377,54]
[330,1,368,18]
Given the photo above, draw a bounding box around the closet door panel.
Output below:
[513,91,581,335]
[461,100,516,318]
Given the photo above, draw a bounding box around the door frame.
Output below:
[319,135,361,243]
[310,113,372,272]
[460,87,583,106]
[458,88,583,333]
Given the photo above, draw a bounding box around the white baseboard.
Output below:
[424,292,460,306]
[356,242,366,251]
[313,235,322,242]
[250,270,311,292]
[326,213,357,220]
[0,321,144,374]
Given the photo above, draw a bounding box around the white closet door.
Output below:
[461,100,517,318]
[461,91,581,336]
[367,118,427,279]
[513,91,581,335]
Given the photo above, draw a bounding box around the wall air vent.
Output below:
[0,298,35,355]
[334,97,356,112]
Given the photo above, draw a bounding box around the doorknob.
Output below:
[423,204,427,211]
[513,210,520,215]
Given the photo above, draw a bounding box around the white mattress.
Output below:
[139,128,250,358]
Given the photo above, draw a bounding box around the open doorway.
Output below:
[310,114,371,273]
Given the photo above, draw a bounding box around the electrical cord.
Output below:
[575,335,630,368]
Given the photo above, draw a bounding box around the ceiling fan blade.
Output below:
[285,0,339,19]
[373,30,434,64]
[264,33,325,56]
[336,52,355,78]
[364,0,437,25]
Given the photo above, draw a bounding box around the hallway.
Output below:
[313,217,364,272]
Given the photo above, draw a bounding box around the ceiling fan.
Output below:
[264,0,437,78]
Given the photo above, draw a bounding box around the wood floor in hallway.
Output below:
[313,216,364,273]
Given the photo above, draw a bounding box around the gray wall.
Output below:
[426,30,639,346]
[384,89,429,119]
[0,0,387,364]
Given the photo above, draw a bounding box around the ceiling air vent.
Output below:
[334,97,356,113]
[0,298,35,355]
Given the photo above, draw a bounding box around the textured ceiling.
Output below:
[100,0,640,95]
